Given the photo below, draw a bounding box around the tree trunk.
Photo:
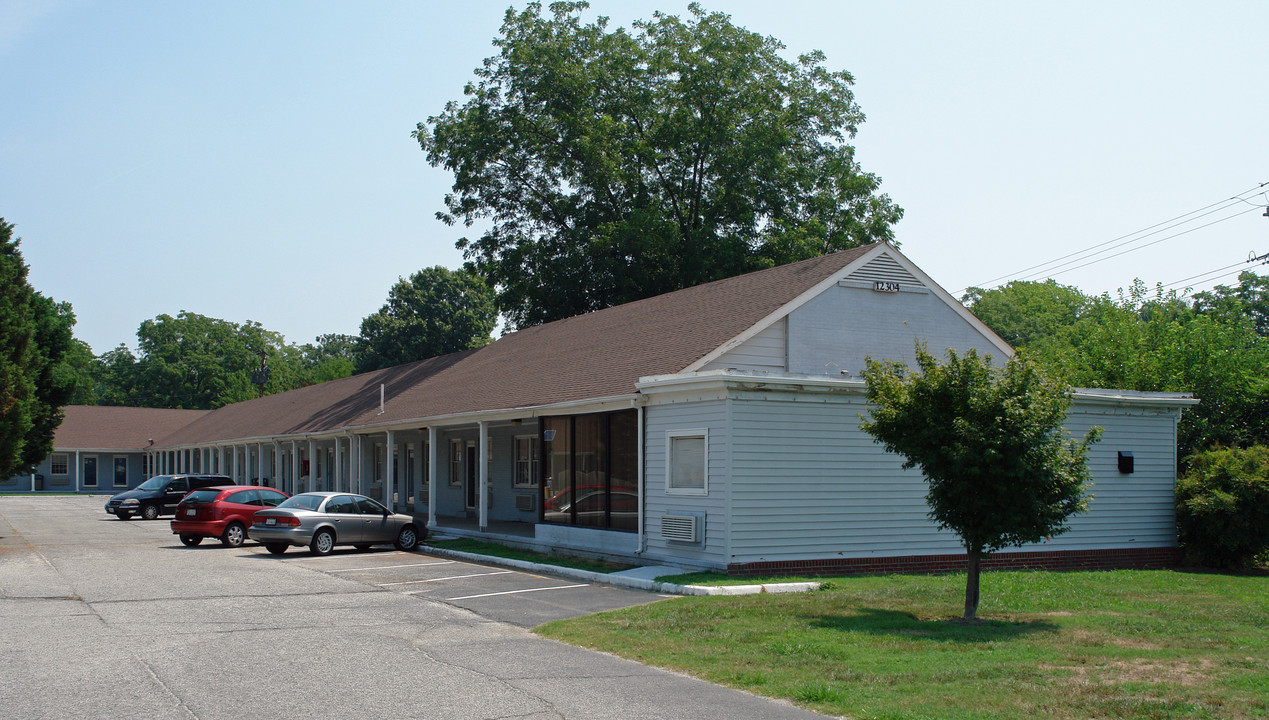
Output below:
[964,547,982,621]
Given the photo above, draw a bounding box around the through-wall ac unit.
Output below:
[514,494,536,512]
[661,512,704,544]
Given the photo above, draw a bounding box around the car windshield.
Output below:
[136,476,171,491]
[181,489,220,505]
[277,494,324,511]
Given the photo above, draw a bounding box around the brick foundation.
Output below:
[727,546,1182,577]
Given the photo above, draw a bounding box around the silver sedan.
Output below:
[251,492,423,555]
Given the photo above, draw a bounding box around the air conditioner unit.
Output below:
[661,513,703,544]
[514,494,536,512]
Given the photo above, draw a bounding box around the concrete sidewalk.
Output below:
[421,543,823,596]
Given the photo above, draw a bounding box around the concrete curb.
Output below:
[420,544,822,596]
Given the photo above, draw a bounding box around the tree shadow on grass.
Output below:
[810,607,1059,643]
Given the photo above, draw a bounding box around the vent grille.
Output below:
[849,254,920,286]
[514,494,535,512]
[661,514,702,543]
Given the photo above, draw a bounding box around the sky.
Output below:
[2,0,1267,355]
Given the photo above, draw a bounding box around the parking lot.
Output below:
[0,495,827,720]
[257,544,666,629]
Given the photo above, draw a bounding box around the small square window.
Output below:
[50,454,68,476]
[666,430,707,496]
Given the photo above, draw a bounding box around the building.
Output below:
[4,243,1196,574]
[1,406,208,493]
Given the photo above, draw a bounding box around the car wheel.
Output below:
[116,512,132,520]
[140,504,159,521]
[394,525,419,551]
[179,534,202,547]
[310,529,335,556]
[265,543,288,555]
[354,544,373,552]
[221,522,246,548]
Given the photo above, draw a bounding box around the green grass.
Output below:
[537,569,1269,720]
[423,537,634,574]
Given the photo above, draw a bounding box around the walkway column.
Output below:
[335,437,344,492]
[384,430,395,509]
[256,442,265,486]
[427,427,437,528]
[291,440,301,494]
[308,439,317,492]
[478,421,488,531]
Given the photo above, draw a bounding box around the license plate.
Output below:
[186,509,197,517]
[266,518,276,526]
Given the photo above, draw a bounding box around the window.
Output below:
[50,454,68,476]
[113,457,128,487]
[448,439,462,487]
[541,410,638,532]
[374,443,384,484]
[513,436,538,488]
[259,490,287,507]
[326,495,357,514]
[228,489,259,506]
[667,430,707,495]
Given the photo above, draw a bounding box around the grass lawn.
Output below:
[423,537,634,574]
[537,569,1268,719]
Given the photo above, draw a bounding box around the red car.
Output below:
[171,485,289,547]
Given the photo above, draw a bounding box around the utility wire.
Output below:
[959,182,1269,295]
[1015,206,1261,283]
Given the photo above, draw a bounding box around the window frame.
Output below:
[665,429,708,496]
[112,456,129,487]
[448,439,462,487]
[512,435,539,489]
[50,453,69,476]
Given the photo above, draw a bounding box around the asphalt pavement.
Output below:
[0,495,831,719]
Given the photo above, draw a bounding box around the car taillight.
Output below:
[256,515,300,527]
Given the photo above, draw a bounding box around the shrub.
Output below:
[1176,446,1269,568]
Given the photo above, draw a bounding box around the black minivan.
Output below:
[105,474,232,520]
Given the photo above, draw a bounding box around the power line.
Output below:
[1161,251,1269,292]
[1016,206,1261,283]
[957,182,1269,296]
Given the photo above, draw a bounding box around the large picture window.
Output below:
[541,410,638,532]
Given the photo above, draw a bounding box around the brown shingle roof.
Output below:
[55,406,209,450]
[156,245,879,446]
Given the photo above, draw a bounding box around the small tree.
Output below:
[861,345,1100,620]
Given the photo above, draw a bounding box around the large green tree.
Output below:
[417,1,902,328]
[0,219,76,479]
[355,266,497,373]
[862,345,1099,621]
[0,219,38,479]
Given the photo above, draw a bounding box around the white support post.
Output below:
[384,430,395,509]
[308,439,317,492]
[335,437,344,492]
[478,421,488,531]
[75,450,81,493]
[427,427,437,528]
[257,442,265,487]
[291,440,300,494]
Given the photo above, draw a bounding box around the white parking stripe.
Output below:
[380,570,513,586]
[328,561,456,572]
[446,584,588,601]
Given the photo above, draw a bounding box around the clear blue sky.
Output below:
[3,0,1267,354]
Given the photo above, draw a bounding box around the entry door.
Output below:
[465,442,477,510]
